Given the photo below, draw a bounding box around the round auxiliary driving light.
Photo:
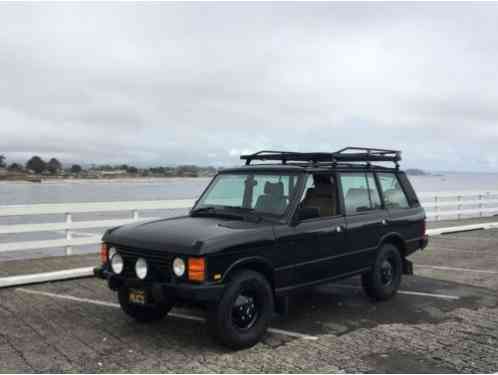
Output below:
[135,258,148,280]
[110,253,124,274]
[172,257,186,277]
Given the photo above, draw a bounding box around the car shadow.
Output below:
[270,274,498,337]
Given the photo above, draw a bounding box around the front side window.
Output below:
[299,173,339,217]
[339,172,382,215]
[377,173,410,209]
[195,172,300,216]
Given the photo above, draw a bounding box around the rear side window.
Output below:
[339,173,382,215]
[397,172,420,206]
[377,173,410,209]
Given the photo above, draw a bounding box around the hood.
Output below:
[102,215,276,255]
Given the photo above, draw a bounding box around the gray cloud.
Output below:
[1,2,498,171]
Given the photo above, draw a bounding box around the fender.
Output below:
[221,256,275,284]
[377,231,407,254]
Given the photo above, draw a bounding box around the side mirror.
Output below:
[295,206,320,222]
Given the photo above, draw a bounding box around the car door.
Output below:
[339,171,389,271]
[274,173,347,289]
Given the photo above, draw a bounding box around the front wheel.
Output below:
[208,270,274,349]
[118,287,173,323]
[362,243,402,301]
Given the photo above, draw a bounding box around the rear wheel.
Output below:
[118,287,173,323]
[208,270,274,349]
[362,243,402,301]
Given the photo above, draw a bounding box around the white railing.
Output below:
[419,191,498,221]
[0,191,498,258]
[0,199,195,255]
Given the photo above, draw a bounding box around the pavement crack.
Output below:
[0,332,35,371]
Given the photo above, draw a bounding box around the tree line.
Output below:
[0,154,73,175]
[0,154,217,177]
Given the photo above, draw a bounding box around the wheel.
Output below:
[362,243,402,301]
[118,287,173,323]
[208,270,274,349]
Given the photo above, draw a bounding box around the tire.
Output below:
[362,243,402,301]
[118,287,173,323]
[208,270,274,350]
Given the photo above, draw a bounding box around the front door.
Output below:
[274,173,347,289]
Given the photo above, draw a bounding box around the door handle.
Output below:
[381,219,388,225]
[336,225,344,233]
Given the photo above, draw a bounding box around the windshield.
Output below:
[193,172,301,217]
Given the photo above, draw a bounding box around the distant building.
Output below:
[98,170,127,176]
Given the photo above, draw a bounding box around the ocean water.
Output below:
[1,173,498,206]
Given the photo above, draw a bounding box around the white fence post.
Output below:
[434,195,439,221]
[132,209,139,221]
[65,213,72,256]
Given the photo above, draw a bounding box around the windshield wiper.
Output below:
[191,206,245,220]
[191,206,217,214]
[221,207,263,222]
[191,206,262,222]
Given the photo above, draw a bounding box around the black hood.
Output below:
[102,215,276,255]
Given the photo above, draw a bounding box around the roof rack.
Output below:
[240,147,401,168]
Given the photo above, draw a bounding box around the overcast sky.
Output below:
[1,2,498,171]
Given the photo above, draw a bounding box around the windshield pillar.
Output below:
[242,175,255,209]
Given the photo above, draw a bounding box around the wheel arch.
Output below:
[379,232,407,257]
[222,257,275,287]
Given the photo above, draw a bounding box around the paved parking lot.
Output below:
[0,225,497,372]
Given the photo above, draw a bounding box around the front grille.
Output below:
[116,246,172,282]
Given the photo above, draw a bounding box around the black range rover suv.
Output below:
[95,147,428,349]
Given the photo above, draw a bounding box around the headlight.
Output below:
[108,247,117,260]
[172,257,185,277]
[110,254,124,274]
[135,258,148,280]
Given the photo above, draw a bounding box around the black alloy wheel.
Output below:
[208,270,274,349]
[362,243,402,301]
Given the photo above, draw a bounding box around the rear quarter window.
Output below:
[397,172,420,206]
[377,173,410,209]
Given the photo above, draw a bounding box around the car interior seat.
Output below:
[345,188,372,213]
[301,177,337,217]
[254,181,287,214]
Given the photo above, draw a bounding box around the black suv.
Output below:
[95,147,428,349]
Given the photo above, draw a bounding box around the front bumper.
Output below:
[93,266,224,304]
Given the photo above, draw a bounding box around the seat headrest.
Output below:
[264,181,284,196]
[345,188,370,199]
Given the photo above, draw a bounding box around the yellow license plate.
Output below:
[129,289,146,305]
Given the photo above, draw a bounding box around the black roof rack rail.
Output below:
[240,147,401,168]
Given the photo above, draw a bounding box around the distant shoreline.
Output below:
[0,176,211,184]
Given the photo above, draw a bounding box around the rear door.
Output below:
[339,172,389,271]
